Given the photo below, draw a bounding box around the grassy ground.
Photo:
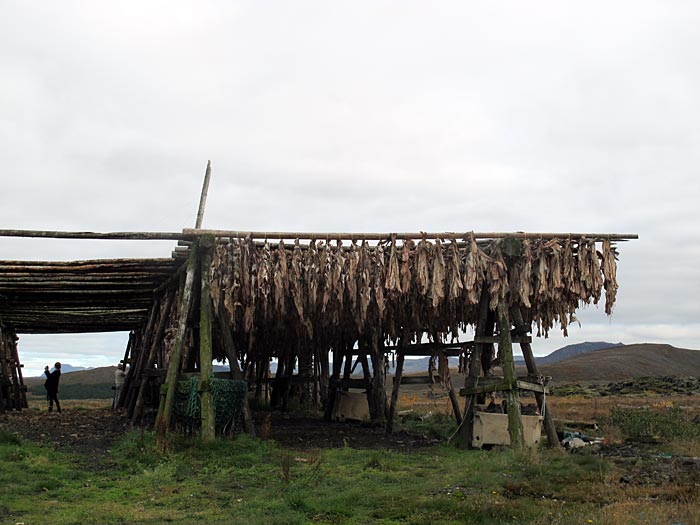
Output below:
[3,387,700,525]
[1,423,698,525]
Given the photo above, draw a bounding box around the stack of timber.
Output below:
[0,258,180,333]
[0,326,28,412]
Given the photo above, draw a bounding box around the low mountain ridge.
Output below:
[538,344,700,382]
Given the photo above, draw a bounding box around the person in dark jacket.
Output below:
[44,362,62,413]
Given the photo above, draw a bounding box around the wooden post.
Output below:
[10,335,27,408]
[511,307,561,449]
[369,329,388,423]
[156,244,198,446]
[0,329,6,413]
[216,297,256,436]
[385,331,407,434]
[450,286,490,448]
[131,290,176,423]
[445,357,463,425]
[8,336,22,410]
[198,235,216,441]
[120,299,160,410]
[498,302,524,450]
[195,161,212,229]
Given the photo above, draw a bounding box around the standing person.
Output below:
[114,363,127,409]
[44,362,62,413]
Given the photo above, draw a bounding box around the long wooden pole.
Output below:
[511,307,561,449]
[215,299,255,436]
[156,245,198,446]
[183,229,638,242]
[195,161,212,229]
[131,290,176,424]
[498,302,524,450]
[0,229,638,242]
[198,235,216,441]
[450,286,490,448]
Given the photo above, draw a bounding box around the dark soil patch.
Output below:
[1,408,440,461]
[591,443,700,487]
[0,409,128,463]
[257,411,441,451]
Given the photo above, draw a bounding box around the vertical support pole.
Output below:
[10,334,27,408]
[120,299,160,410]
[450,286,490,448]
[386,330,407,434]
[445,355,463,425]
[195,161,212,229]
[131,290,176,423]
[0,329,6,414]
[216,297,256,436]
[199,235,216,441]
[497,302,524,450]
[156,244,199,446]
[512,307,561,449]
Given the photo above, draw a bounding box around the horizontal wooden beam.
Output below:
[0,229,183,240]
[459,379,549,396]
[474,336,532,344]
[183,228,638,242]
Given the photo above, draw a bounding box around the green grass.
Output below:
[27,382,114,399]
[0,427,635,525]
[609,404,700,441]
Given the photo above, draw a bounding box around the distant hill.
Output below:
[25,366,116,399]
[538,344,700,382]
[536,341,624,365]
[30,363,94,377]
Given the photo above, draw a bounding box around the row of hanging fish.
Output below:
[209,234,619,347]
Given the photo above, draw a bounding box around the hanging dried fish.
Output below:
[518,241,533,308]
[601,239,618,314]
[485,241,509,310]
[290,240,305,322]
[384,236,402,293]
[332,240,345,307]
[400,240,413,295]
[431,239,446,309]
[374,242,387,322]
[321,241,334,313]
[358,241,372,329]
[463,233,485,304]
[346,241,359,310]
[273,241,289,315]
[446,239,463,301]
[416,238,432,296]
[305,240,320,315]
[257,240,272,315]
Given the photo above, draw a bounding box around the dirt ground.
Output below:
[0,408,128,470]
[0,406,439,464]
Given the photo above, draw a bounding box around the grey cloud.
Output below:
[1,1,699,368]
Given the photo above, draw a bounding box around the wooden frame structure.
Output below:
[0,168,637,449]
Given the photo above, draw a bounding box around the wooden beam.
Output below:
[182,229,638,242]
[474,335,531,344]
[156,244,198,447]
[450,286,491,449]
[511,306,561,449]
[195,161,212,229]
[498,302,524,450]
[198,236,216,441]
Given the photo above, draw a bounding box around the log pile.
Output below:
[0,258,180,333]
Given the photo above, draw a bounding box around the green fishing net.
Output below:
[173,376,247,435]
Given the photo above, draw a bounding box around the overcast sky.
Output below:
[2,1,698,376]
